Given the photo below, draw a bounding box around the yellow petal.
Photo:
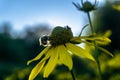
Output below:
[98,47,113,57]
[83,37,110,42]
[112,5,120,11]
[66,43,95,62]
[43,47,59,78]
[29,61,46,80]
[59,45,73,70]
[28,47,55,80]
[39,47,55,63]
[27,46,50,65]
[95,37,111,45]
[103,30,112,37]
[70,37,82,43]
[84,30,112,45]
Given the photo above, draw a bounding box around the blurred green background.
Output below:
[0,0,120,80]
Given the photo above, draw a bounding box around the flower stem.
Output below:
[87,12,94,34]
[79,24,89,36]
[70,70,76,80]
[87,12,102,80]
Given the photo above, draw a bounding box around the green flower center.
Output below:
[50,26,73,46]
[82,1,95,12]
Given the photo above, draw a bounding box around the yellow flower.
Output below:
[112,5,120,11]
[27,26,95,80]
[80,30,113,57]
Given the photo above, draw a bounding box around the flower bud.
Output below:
[73,0,98,12]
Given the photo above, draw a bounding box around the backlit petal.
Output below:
[27,46,50,65]
[29,47,55,80]
[40,47,55,62]
[43,47,59,78]
[28,61,46,80]
[70,37,82,43]
[59,45,73,70]
[66,43,95,62]
[98,47,113,57]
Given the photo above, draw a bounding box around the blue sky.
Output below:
[0,0,105,35]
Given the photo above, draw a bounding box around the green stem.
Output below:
[96,55,102,80]
[87,12,102,80]
[87,12,94,34]
[79,24,89,36]
[70,70,76,80]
